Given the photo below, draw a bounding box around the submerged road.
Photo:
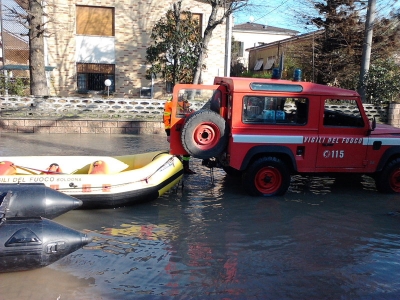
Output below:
[0,133,400,299]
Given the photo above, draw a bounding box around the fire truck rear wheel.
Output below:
[375,158,400,193]
[243,157,290,197]
[181,109,228,159]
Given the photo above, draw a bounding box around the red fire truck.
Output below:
[168,76,400,196]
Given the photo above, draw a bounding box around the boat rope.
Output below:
[13,164,66,175]
[142,156,177,183]
[151,150,170,161]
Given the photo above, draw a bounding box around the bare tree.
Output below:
[27,0,48,95]
[7,0,49,95]
[193,0,248,84]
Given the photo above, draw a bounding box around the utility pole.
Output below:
[224,13,233,77]
[358,0,376,103]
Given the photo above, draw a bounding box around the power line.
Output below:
[252,0,291,23]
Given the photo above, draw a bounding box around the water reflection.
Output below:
[0,134,400,299]
[0,266,97,299]
[56,159,400,299]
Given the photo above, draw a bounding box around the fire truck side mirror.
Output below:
[368,116,376,135]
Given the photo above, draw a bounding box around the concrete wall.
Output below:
[0,95,166,134]
[388,103,400,127]
[0,119,164,134]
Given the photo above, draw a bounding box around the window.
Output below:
[178,12,202,37]
[192,13,203,35]
[76,6,115,92]
[323,99,364,127]
[233,41,244,57]
[250,83,303,92]
[243,96,308,125]
[173,88,216,118]
[263,56,275,70]
[238,41,244,57]
[254,59,263,71]
[77,63,115,92]
[166,82,173,94]
[76,6,114,36]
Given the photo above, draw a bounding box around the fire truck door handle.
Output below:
[322,143,334,147]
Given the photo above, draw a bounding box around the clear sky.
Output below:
[233,0,400,34]
[233,0,310,32]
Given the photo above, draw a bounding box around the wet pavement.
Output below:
[0,133,400,299]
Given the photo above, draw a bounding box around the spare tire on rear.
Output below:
[181,109,228,159]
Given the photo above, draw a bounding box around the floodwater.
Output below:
[0,133,400,299]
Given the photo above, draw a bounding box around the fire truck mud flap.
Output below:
[243,157,291,197]
[181,109,228,159]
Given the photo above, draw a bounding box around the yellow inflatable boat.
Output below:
[0,151,183,208]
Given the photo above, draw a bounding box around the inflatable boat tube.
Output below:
[0,161,16,175]
[0,218,91,273]
[0,183,82,219]
[0,151,183,209]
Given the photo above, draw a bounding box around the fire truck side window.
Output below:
[176,93,192,116]
[175,89,216,117]
[243,96,308,125]
[323,99,364,127]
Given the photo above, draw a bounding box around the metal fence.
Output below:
[0,0,29,78]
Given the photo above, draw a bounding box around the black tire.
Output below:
[375,158,400,193]
[243,157,290,197]
[223,166,243,177]
[181,109,228,159]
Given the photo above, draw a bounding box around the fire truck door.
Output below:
[316,133,367,168]
[316,99,368,169]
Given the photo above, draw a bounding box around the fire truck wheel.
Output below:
[181,109,228,159]
[243,157,290,196]
[375,158,400,193]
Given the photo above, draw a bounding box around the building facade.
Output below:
[246,30,323,78]
[2,0,227,98]
[232,22,298,70]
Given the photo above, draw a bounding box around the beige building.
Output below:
[2,0,227,97]
[232,22,298,68]
[247,30,323,76]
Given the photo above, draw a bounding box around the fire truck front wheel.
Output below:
[243,157,290,197]
[181,110,228,159]
[375,158,400,193]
